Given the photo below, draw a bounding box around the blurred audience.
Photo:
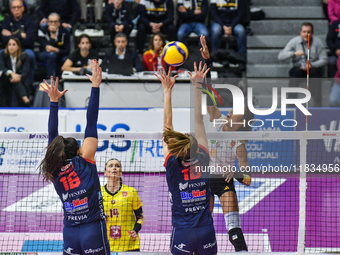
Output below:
[38,13,70,78]
[0,38,33,107]
[176,0,209,47]
[330,56,340,106]
[1,0,37,85]
[61,34,98,74]
[326,17,340,77]
[37,0,81,31]
[106,0,133,43]
[101,32,144,72]
[136,0,176,54]
[278,22,328,107]
[210,0,247,56]
[142,33,166,71]
[78,0,103,30]
[328,0,340,24]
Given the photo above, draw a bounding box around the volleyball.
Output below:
[162,41,189,67]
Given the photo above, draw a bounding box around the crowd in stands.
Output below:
[0,0,252,107]
[1,0,340,107]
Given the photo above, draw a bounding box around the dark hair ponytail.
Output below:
[39,136,79,182]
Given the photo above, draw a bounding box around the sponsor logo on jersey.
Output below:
[67,214,88,221]
[62,193,69,201]
[84,247,104,254]
[181,189,206,203]
[188,182,206,188]
[224,186,230,190]
[61,162,73,171]
[230,140,236,147]
[185,205,205,212]
[179,182,188,191]
[174,243,190,253]
[65,197,88,211]
[64,247,78,255]
[110,226,121,239]
[203,240,216,249]
[122,191,128,197]
[76,61,82,65]
[111,199,115,204]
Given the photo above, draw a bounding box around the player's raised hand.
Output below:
[154,67,178,91]
[188,61,210,87]
[128,230,137,241]
[86,59,102,88]
[41,76,68,102]
[200,35,210,60]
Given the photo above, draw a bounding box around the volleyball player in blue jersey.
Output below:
[39,60,110,255]
[155,63,217,255]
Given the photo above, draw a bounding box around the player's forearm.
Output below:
[133,207,144,233]
[85,87,99,139]
[48,102,59,145]
[163,90,173,129]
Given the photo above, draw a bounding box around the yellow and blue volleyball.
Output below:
[162,41,189,67]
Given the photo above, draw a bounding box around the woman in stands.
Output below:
[61,34,98,75]
[142,33,166,71]
[200,35,252,252]
[39,60,110,255]
[101,158,144,251]
[155,63,217,255]
[0,38,33,107]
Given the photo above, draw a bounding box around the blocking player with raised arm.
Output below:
[155,63,217,255]
[101,158,144,251]
[200,35,252,252]
[39,60,110,255]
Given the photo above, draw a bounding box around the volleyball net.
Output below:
[0,131,339,253]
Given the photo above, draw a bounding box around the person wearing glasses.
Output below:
[1,0,37,85]
[38,13,71,78]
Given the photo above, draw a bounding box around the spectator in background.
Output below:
[326,17,340,77]
[0,38,33,107]
[176,0,209,47]
[37,0,81,31]
[323,0,330,23]
[1,0,37,85]
[328,0,340,24]
[136,0,176,54]
[38,13,70,78]
[278,22,328,107]
[62,34,98,74]
[330,56,340,106]
[78,0,103,30]
[143,33,166,71]
[210,0,247,56]
[106,0,133,43]
[101,33,144,72]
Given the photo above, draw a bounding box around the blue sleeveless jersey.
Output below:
[53,156,105,226]
[164,145,213,228]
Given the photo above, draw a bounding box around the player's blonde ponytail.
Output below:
[163,127,198,160]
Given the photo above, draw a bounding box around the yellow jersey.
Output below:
[101,184,143,251]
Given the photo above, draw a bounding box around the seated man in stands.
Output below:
[136,0,176,54]
[327,17,340,77]
[278,22,328,107]
[106,0,133,43]
[210,0,247,56]
[79,0,104,30]
[101,32,144,72]
[37,0,80,31]
[61,34,98,74]
[176,0,209,46]
[1,0,37,85]
[38,13,71,78]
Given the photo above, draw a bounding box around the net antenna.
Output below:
[297,33,311,255]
